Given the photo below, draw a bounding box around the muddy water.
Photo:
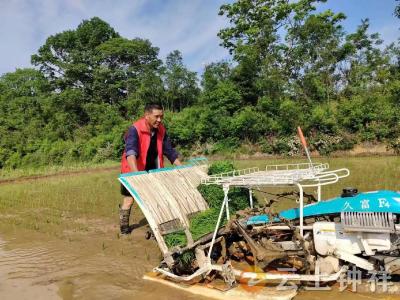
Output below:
[1,219,398,300]
[1,156,400,299]
[0,217,208,300]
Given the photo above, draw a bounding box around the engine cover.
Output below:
[313,222,391,256]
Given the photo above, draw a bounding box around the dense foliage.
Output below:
[1,1,399,169]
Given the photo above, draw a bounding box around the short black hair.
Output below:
[144,103,163,113]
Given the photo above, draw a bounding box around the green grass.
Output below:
[235,156,400,211]
[0,160,119,181]
[0,156,398,239]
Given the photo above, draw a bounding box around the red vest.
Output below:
[120,118,166,173]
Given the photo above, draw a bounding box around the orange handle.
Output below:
[297,126,308,149]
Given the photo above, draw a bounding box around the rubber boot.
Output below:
[119,205,132,235]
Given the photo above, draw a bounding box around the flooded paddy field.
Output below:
[0,156,399,299]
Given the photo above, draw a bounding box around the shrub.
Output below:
[258,140,273,154]
[230,106,275,142]
[210,138,240,155]
[207,160,234,175]
[269,136,301,156]
[388,137,400,155]
[310,133,356,155]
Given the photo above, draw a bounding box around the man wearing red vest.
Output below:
[119,103,182,234]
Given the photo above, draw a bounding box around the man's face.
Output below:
[145,109,164,129]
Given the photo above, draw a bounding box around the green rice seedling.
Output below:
[0,169,122,236]
[164,231,187,248]
[189,208,221,241]
[164,160,260,247]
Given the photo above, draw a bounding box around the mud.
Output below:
[1,214,399,300]
[0,213,208,300]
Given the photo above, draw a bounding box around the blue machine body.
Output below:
[247,190,400,225]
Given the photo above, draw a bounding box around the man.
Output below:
[119,103,182,234]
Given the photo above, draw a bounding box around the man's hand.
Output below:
[127,155,139,172]
[173,158,182,166]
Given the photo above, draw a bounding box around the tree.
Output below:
[163,50,199,111]
[31,17,162,109]
[93,37,162,106]
[201,81,242,114]
[31,17,119,93]
[340,20,388,97]
[201,61,232,91]
[218,0,350,105]
[0,69,51,167]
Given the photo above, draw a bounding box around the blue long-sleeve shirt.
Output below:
[124,126,179,164]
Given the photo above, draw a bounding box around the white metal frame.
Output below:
[151,161,351,284]
[202,163,349,241]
